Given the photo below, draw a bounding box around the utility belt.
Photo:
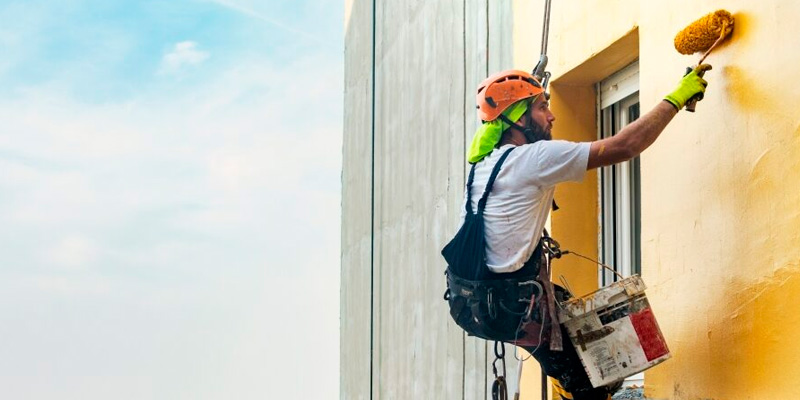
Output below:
[447,273,543,317]
[444,234,567,350]
[444,253,547,344]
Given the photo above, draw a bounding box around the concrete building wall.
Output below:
[345,1,800,399]
[341,1,374,398]
[342,1,518,398]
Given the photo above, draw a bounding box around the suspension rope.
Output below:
[540,0,552,56]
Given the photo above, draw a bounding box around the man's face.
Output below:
[525,94,556,140]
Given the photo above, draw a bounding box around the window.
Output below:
[598,60,643,388]
[598,61,641,286]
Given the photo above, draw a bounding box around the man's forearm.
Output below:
[618,100,678,157]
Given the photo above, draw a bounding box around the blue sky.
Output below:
[0,0,342,398]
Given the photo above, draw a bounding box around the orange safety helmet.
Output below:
[476,70,544,122]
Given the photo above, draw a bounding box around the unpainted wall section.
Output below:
[462,1,517,398]
[371,1,465,398]
[514,0,800,399]
[342,0,520,399]
[342,0,374,398]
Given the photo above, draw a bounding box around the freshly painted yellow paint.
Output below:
[513,0,800,399]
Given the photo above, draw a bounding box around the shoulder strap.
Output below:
[477,147,515,213]
[464,163,477,215]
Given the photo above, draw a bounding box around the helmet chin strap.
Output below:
[498,114,546,145]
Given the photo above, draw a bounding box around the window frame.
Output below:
[596,60,643,387]
[596,60,641,286]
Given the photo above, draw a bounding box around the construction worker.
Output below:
[442,64,712,400]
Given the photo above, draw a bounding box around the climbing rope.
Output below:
[540,0,551,56]
[533,0,553,89]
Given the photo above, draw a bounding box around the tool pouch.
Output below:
[445,265,546,344]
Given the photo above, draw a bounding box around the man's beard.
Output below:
[523,121,552,144]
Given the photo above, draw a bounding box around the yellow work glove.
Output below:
[663,64,712,110]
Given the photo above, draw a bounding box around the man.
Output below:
[443,65,711,400]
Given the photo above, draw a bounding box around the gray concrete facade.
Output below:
[342,1,518,398]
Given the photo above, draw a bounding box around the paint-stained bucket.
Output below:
[558,275,670,388]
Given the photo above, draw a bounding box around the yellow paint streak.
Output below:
[649,265,800,399]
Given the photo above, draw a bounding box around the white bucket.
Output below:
[557,275,670,388]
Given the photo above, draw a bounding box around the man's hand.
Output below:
[663,64,712,110]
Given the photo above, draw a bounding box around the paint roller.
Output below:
[673,10,735,111]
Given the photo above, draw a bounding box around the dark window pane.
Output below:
[629,103,640,122]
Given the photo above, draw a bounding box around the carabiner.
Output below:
[494,340,505,359]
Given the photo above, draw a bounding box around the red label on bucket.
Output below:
[630,308,669,361]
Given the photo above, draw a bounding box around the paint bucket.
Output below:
[557,275,670,388]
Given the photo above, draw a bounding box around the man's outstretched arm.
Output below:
[586,64,712,170]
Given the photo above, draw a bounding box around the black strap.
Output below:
[497,113,524,133]
[464,164,477,215]
[498,113,548,146]
[477,147,515,213]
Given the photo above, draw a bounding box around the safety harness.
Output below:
[441,146,565,400]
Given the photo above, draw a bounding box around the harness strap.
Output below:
[477,147,515,213]
[540,246,563,351]
[497,114,528,136]
[464,163,477,215]
[465,146,512,215]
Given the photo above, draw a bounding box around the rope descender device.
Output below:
[531,0,553,92]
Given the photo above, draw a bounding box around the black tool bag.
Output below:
[441,148,546,343]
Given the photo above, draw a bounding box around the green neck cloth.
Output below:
[467,98,533,164]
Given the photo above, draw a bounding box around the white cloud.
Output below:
[0,35,342,399]
[0,50,342,262]
[209,0,324,44]
[158,41,210,75]
[0,1,345,399]
[31,274,112,296]
[45,234,99,269]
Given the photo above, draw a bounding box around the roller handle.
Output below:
[684,66,707,112]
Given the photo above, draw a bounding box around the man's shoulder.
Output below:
[515,140,587,157]
[511,140,591,183]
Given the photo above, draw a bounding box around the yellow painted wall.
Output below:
[514,0,800,399]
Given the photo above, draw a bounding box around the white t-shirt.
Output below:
[460,141,590,273]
